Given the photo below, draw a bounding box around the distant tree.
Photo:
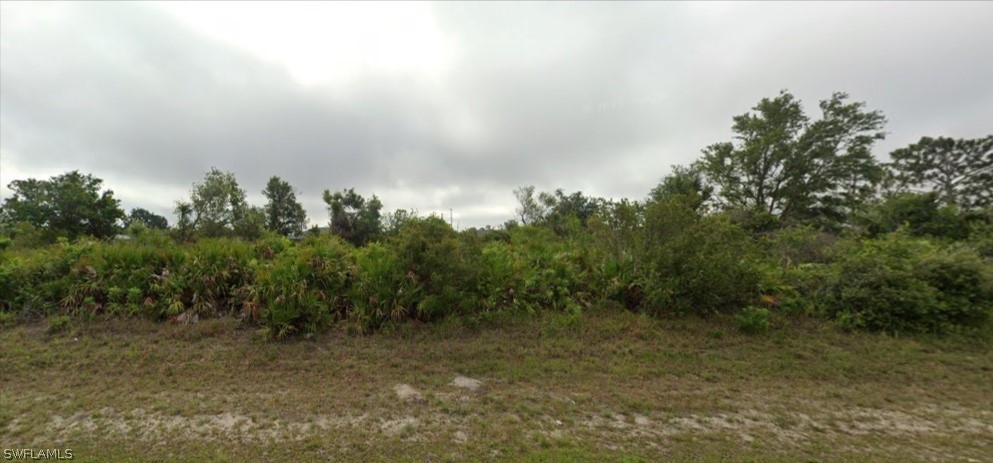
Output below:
[514,186,601,233]
[1,170,125,239]
[887,135,993,209]
[649,165,713,211]
[856,192,969,240]
[173,201,195,242]
[127,207,168,229]
[384,208,417,236]
[262,176,307,237]
[233,206,267,241]
[696,90,886,225]
[322,188,383,246]
[184,168,249,238]
[546,189,602,225]
[514,185,546,226]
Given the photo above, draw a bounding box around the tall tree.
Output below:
[649,165,713,211]
[173,201,195,242]
[127,208,168,229]
[514,185,546,226]
[1,170,124,239]
[182,167,249,238]
[887,135,993,209]
[262,176,307,237]
[696,91,886,224]
[322,188,383,246]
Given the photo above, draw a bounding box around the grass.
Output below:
[1,306,992,462]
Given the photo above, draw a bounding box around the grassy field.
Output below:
[1,308,992,462]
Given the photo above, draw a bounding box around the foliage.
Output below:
[697,91,886,226]
[262,176,308,237]
[649,165,713,212]
[639,197,764,315]
[322,188,383,246]
[513,186,602,234]
[887,135,993,209]
[1,170,125,240]
[248,235,352,339]
[182,168,251,238]
[823,233,993,333]
[736,306,771,334]
[126,208,168,229]
[856,192,970,240]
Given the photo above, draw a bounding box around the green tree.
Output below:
[126,207,168,229]
[1,170,124,239]
[649,165,713,211]
[856,192,970,240]
[183,168,249,238]
[234,206,267,240]
[696,91,886,225]
[173,201,195,242]
[514,185,545,226]
[262,176,307,237]
[322,188,383,246]
[887,135,993,209]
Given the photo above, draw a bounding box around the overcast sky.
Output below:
[2,1,991,228]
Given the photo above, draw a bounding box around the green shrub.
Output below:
[857,193,970,240]
[639,198,764,315]
[508,226,591,313]
[248,235,353,338]
[46,315,71,334]
[824,233,993,333]
[736,306,771,334]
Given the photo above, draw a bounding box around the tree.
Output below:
[887,135,993,209]
[513,186,601,232]
[514,185,545,226]
[696,91,886,225]
[173,201,195,242]
[649,165,713,211]
[233,206,267,241]
[1,170,124,239]
[262,176,307,237]
[127,208,168,229]
[322,188,383,246]
[182,168,249,238]
[856,192,969,240]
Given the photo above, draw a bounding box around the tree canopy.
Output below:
[181,168,249,238]
[887,135,993,209]
[127,207,168,230]
[322,188,383,246]
[650,165,713,211]
[262,176,307,237]
[1,170,124,239]
[696,91,886,224]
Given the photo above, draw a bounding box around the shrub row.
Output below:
[2,203,992,337]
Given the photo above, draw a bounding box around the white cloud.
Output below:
[156,1,451,87]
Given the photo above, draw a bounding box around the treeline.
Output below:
[1,90,991,338]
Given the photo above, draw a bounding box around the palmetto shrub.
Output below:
[248,235,353,338]
[350,217,483,330]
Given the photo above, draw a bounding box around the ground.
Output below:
[1,308,992,462]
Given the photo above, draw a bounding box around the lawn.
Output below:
[1,308,991,462]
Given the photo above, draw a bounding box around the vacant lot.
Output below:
[2,309,991,462]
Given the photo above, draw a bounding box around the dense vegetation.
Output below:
[2,91,991,339]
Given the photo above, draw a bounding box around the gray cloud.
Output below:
[2,2,992,228]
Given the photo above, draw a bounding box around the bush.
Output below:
[857,193,970,240]
[350,217,483,330]
[824,233,993,333]
[248,236,353,339]
[639,198,764,315]
[736,306,771,334]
